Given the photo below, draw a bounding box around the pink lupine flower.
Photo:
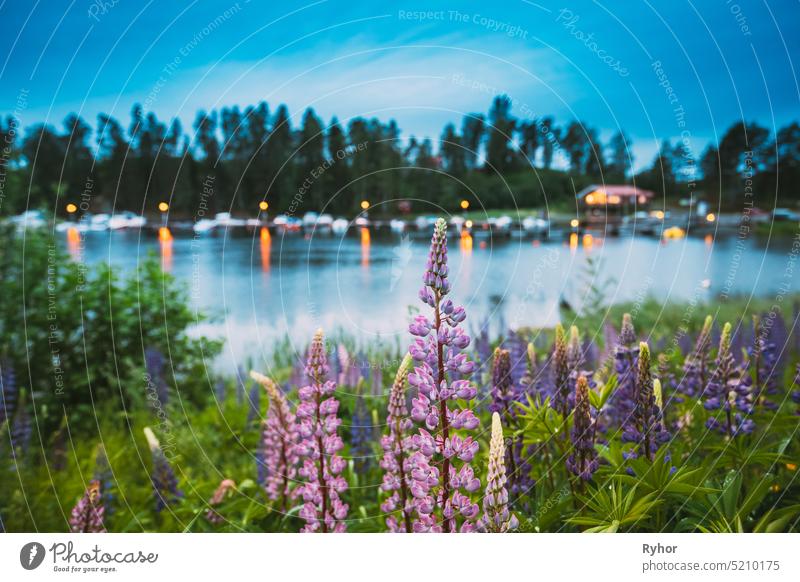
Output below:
[205,479,236,525]
[380,353,416,532]
[69,480,106,533]
[479,413,518,533]
[408,218,480,533]
[296,329,349,532]
[250,371,300,510]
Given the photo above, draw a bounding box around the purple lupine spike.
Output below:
[478,413,518,532]
[246,381,261,425]
[517,342,538,399]
[703,323,755,437]
[250,371,300,510]
[336,344,350,386]
[550,324,571,417]
[69,480,106,533]
[607,313,640,427]
[350,387,374,475]
[749,315,782,410]
[296,329,349,533]
[143,427,183,511]
[566,325,583,372]
[144,347,169,407]
[566,376,598,480]
[489,348,514,417]
[622,343,671,460]
[407,218,480,533]
[0,359,17,426]
[205,479,236,525]
[504,330,527,388]
[791,364,800,415]
[380,354,417,532]
[677,316,713,398]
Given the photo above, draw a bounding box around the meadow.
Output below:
[1,220,799,533]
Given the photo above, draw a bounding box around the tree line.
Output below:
[1,96,798,217]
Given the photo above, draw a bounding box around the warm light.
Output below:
[663,226,686,240]
[465,219,473,229]
[638,195,647,204]
[159,227,173,272]
[654,210,665,220]
[585,194,595,205]
[787,463,797,471]
[360,200,370,210]
[608,195,621,205]
[582,233,594,249]
[66,203,77,214]
[585,190,606,205]
[706,213,716,223]
[158,202,169,212]
[570,218,580,229]
[460,199,470,210]
[259,201,269,211]
[704,234,713,246]
[771,484,781,493]
[158,226,172,241]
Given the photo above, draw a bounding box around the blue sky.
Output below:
[2,0,799,170]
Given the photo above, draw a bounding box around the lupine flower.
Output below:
[749,316,782,409]
[791,364,800,415]
[518,342,538,398]
[504,437,535,508]
[250,371,300,509]
[295,329,349,533]
[678,316,713,398]
[246,381,261,425]
[566,375,598,480]
[622,343,670,460]
[144,347,169,408]
[407,218,481,533]
[504,330,527,389]
[479,412,518,532]
[380,353,417,532]
[490,348,514,416]
[607,313,639,427]
[69,480,106,533]
[205,479,236,525]
[143,427,183,511]
[0,359,16,426]
[93,444,114,514]
[551,324,570,417]
[350,389,374,475]
[703,323,755,437]
[566,325,583,372]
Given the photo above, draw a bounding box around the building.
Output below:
[577,184,656,224]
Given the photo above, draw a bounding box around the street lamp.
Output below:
[158,202,169,212]
[259,201,269,211]
[66,203,77,214]
[706,213,716,223]
[570,218,580,229]
[460,199,470,210]
[360,200,370,210]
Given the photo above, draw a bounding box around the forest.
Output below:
[2,96,799,217]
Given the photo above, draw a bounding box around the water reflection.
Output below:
[158,227,173,272]
[66,227,81,261]
[460,231,473,254]
[360,227,370,268]
[260,227,271,274]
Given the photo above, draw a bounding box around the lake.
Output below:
[63,225,798,370]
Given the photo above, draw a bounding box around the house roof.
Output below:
[577,184,656,200]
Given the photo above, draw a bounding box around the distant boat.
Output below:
[109,211,146,229]
[10,210,47,230]
[355,216,369,227]
[193,218,217,234]
[522,216,549,236]
[215,212,247,227]
[89,213,110,231]
[389,219,406,233]
[332,218,349,234]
